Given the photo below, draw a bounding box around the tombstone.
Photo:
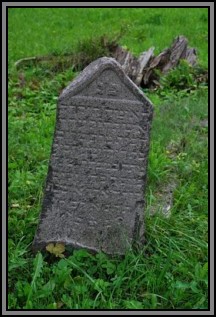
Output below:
[33,57,153,255]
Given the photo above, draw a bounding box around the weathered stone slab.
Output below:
[33,57,153,255]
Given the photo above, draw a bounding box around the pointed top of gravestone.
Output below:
[59,57,153,110]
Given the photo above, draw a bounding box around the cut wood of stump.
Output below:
[111,35,197,88]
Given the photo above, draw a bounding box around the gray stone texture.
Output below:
[33,57,153,255]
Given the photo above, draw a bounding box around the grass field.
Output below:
[8,8,208,310]
[8,8,208,66]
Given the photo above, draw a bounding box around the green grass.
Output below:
[8,8,208,310]
[8,8,208,67]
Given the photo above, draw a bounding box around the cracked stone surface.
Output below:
[33,57,153,255]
